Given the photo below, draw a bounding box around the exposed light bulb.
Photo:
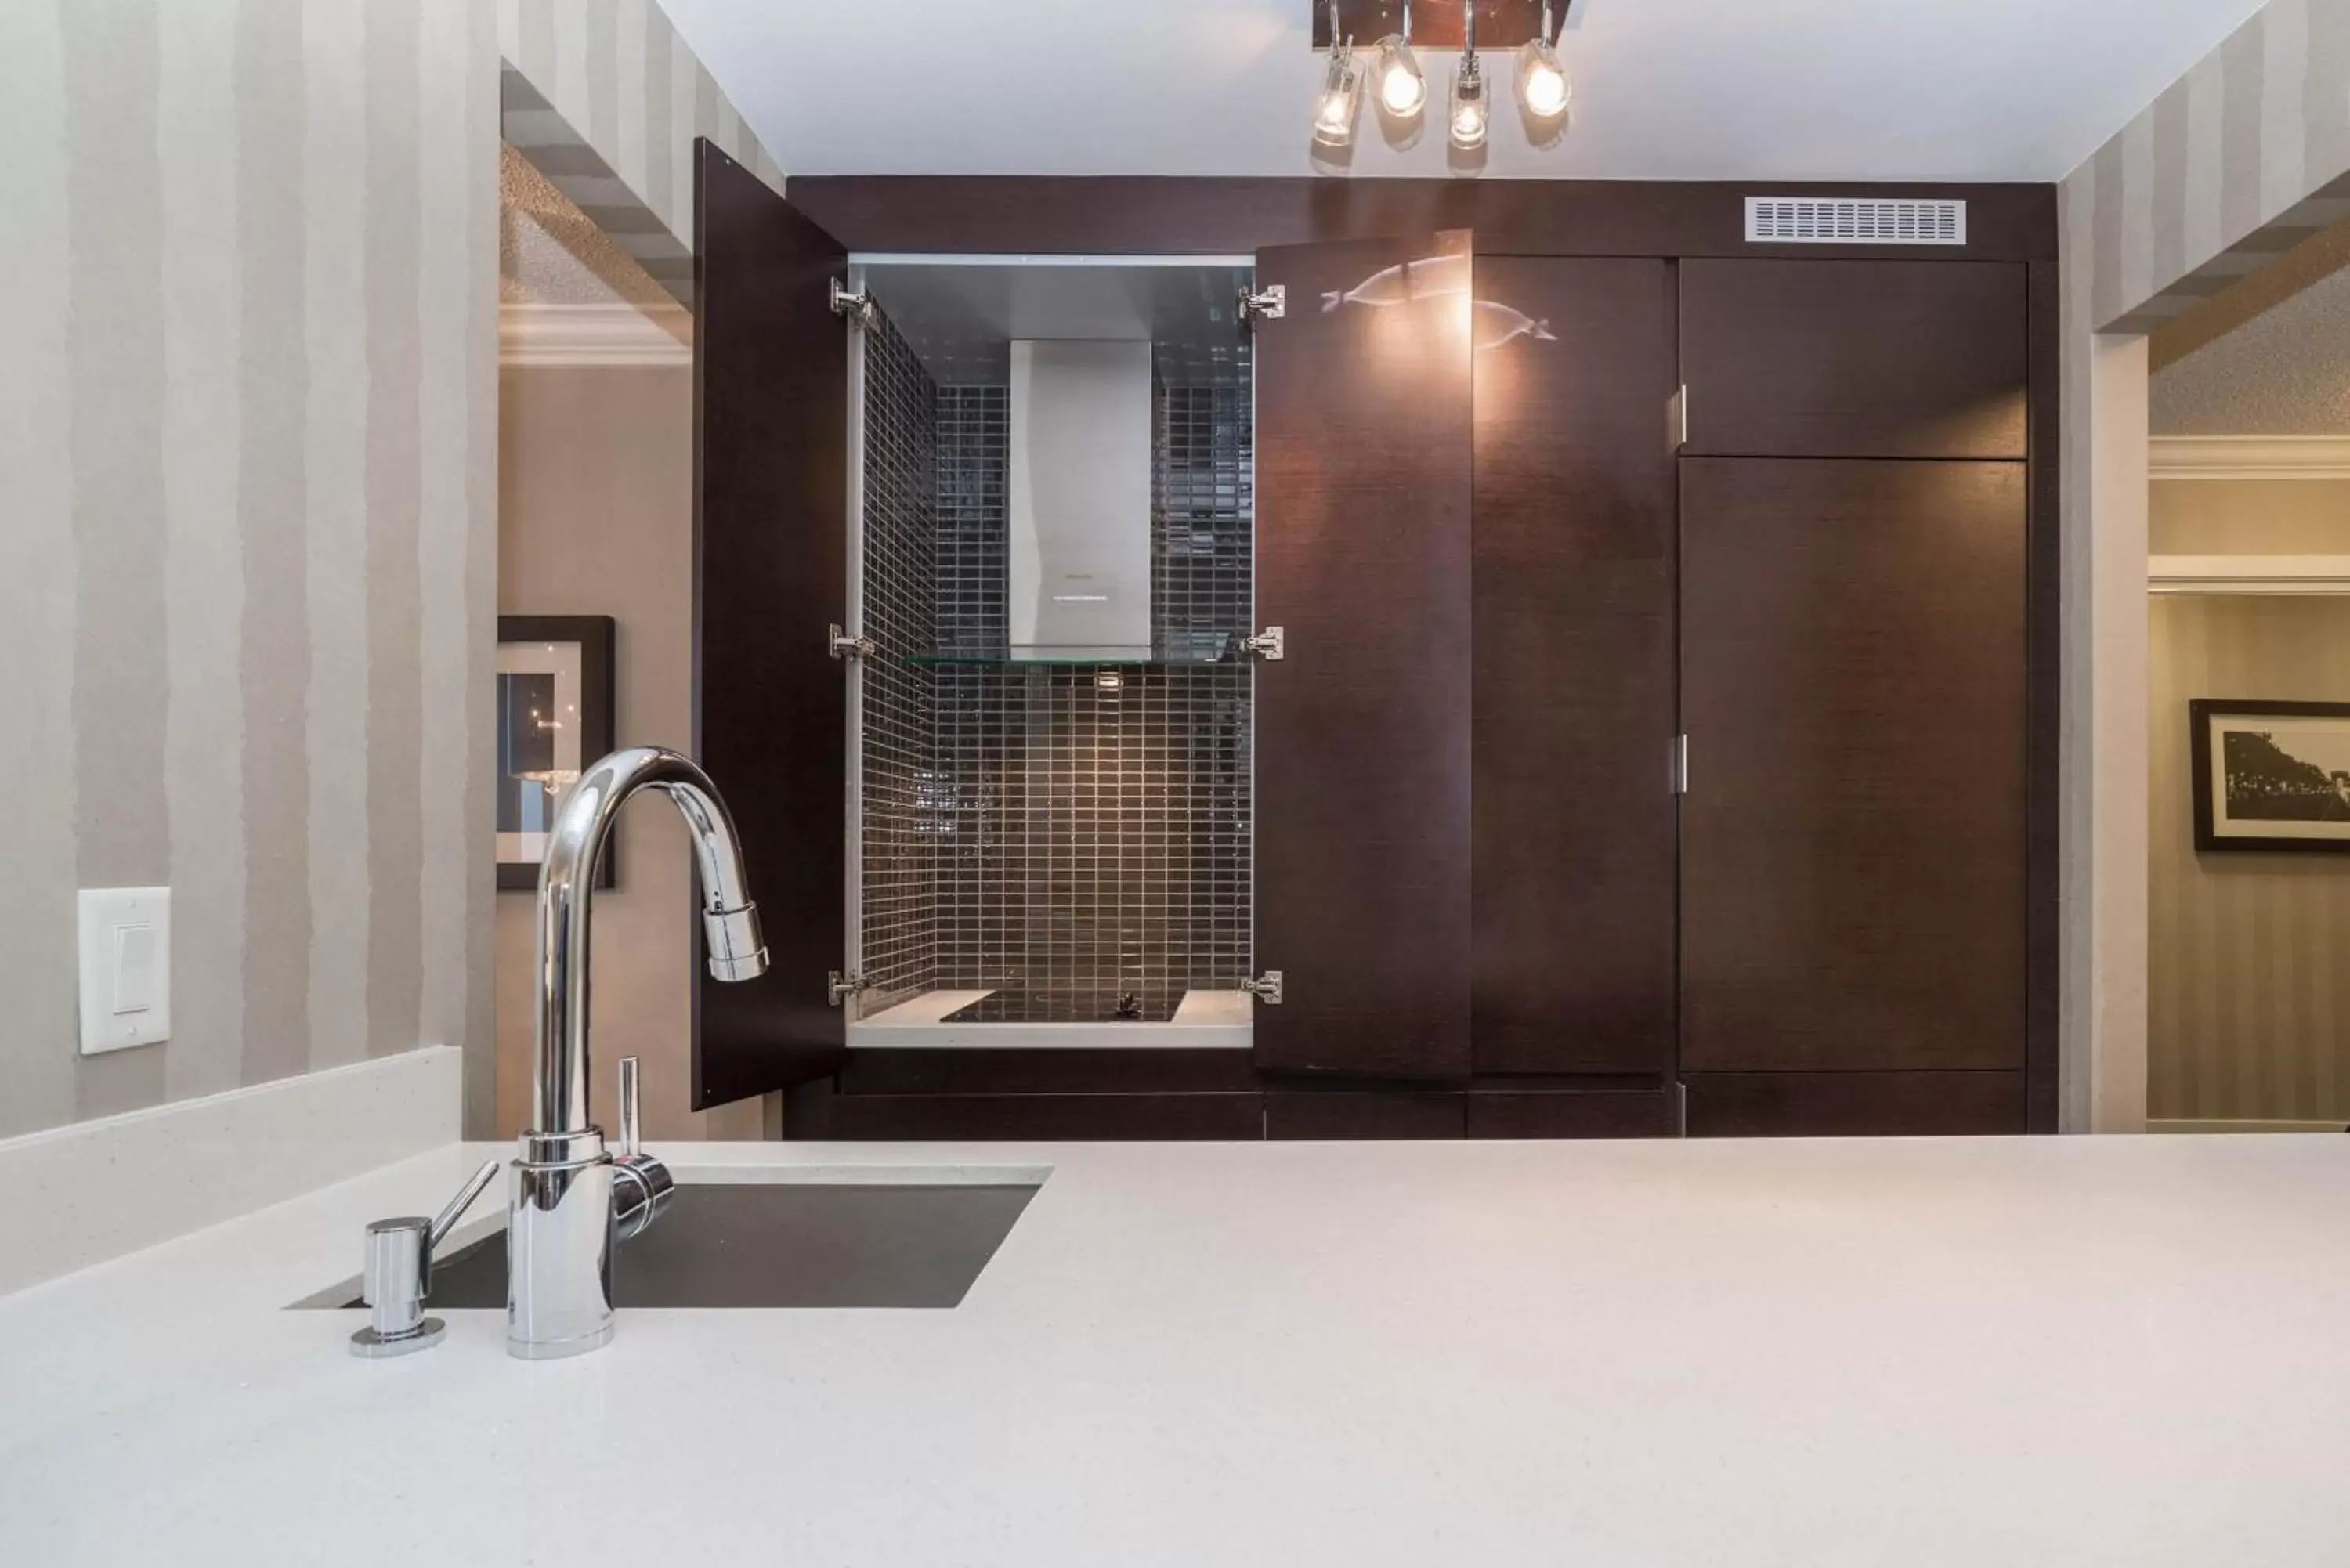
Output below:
[1517,2,1571,126]
[1375,34,1426,118]
[1450,94,1487,148]
[1519,47,1570,119]
[1449,6,1487,154]
[1311,43,1361,148]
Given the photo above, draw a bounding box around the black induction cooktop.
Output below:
[942,988,1182,1024]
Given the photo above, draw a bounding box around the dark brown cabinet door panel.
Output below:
[1685,1071,2023,1136]
[1264,1091,1464,1140]
[1466,1091,1675,1139]
[1472,256,1677,1075]
[691,141,850,1107]
[818,1093,1264,1142]
[1679,258,2026,459]
[1680,458,2026,1073]
[1253,233,1475,1080]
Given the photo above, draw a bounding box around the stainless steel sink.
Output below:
[301,1180,1039,1311]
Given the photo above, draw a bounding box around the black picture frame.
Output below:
[497,615,617,891]
[2189,698,2350,854]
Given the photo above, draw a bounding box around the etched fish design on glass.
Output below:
[1319,252,1553,349]
[1320,251,1471,312]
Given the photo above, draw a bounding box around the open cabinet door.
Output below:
[1252,233,1474,1080]
[691,140,849,1108]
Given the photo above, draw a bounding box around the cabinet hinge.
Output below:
[1671,733,1689,795]
[1669,384,1688,450]
[1241,626,1285,660]
[829,623,877,661]
[826,970,867,1007]
[1238,284,1286,324]
[1242,970,1285,1005]
[829,277,876,327]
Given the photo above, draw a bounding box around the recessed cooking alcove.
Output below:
[844,255,1257,1050]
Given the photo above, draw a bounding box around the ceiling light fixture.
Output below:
[1448,2,1488,151]
[1311,2,1361,148]
[1516,1,1571,125]
[1372,0,1426,121]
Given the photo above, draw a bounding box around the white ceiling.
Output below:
[2153,262,2350,436]
[660,0,2265,182]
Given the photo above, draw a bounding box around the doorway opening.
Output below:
[2144,214,2350,1133]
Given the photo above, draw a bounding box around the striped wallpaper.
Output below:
[0,0,783,1143]
[0,0,497,1141]
[496,0,785,306]
[2070,1,2350,338]
[2149,591,2350,1123]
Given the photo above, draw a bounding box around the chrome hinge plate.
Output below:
[1242,970,1285,1005]
[1238,284,1286,323]
[826,970,866,1007]
[829,277,876,327]
[1242,626,1285,660]
[1671,733,1689,795]
[1669,384,1688,450]
[829,623,877,660]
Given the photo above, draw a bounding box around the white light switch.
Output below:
[78,887,171,1055]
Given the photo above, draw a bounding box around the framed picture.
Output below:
[2189,699,2350,854]
[497,616,616,891]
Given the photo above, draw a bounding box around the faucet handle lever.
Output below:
[617,1055,642,1160]
[429,1158,503,1252]
[610,1055,673,1242]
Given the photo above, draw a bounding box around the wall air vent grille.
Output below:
[1744,197,1966,246]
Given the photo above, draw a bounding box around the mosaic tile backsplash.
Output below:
[857,331,1255,1007]
[856,312,940,1010]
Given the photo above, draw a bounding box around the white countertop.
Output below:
[5,1133,2349,1565]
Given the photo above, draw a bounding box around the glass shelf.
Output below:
[906,639,1240,669]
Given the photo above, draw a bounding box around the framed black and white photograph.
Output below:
[497,616,616,891]
[2190,699,2350,854]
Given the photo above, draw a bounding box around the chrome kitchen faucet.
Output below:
[508,746,768,1359]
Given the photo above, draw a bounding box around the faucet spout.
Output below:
[531,746,767,1135]
[511,746,766,1360]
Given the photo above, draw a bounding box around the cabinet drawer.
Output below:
[1684,1071,2023,1136]
[1264,1092,1464,1140]
[815,1092,1264,1142]
[1466,1091,1676,1139]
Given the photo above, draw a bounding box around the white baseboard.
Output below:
[0,1046,461,1296]
[2147,1117,2349,1134]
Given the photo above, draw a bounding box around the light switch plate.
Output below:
[78,887,171,1056]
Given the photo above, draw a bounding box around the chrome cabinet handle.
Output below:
[610,1056,674,1242]
[351,1158,501,1359]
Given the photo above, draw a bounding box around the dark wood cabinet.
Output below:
[1679,258,2028,459]
[801,1089,1264,1142]
[1679,457,2026,1075]
[689,141,851,1107]
[700,183,2056,1142]
[1471,257,1678,1077]
[1685,1072,2023,1136]
[1252,233,1476,1082]
[1265,1091,1464,1140]
[1466,1090,1676,1139]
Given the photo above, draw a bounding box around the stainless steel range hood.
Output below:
[1007,338,1153,662]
